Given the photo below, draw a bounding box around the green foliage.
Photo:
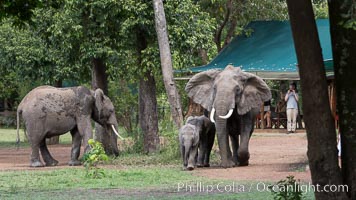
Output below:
[0,0,40,23]
[158,118,181,162]
[198,0,288,51]
[108,80,138,133]
[269,175,304,200]
[0,19,44,100]
[0,116,16,128]
[339,19,356,30]
[313,0,329,19]
[82,139,109,179]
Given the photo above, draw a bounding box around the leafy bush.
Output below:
[158,118,180,163]
[269,175,304,200]
[0,115,16,128]
[81,139,109,179]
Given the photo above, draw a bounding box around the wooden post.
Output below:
[260,104,265,129]
[4,99,8,111]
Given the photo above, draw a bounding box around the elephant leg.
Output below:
[39,139,58,166]
[229,134,239,166]
[187,146,198,170]
[227,116,239,166]
[29,138,44,167]
[197,139,206,167]
[180,145,187,170]
[238,115,254,166]
[204,131,215,167]
[76,116,93,153]
[68,129,82,166]
[194,146,199,167]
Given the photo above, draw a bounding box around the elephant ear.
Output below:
[236,72,271,115]
[185,70,221,111]
[94,89,105,116]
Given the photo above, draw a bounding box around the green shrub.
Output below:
[82,139,109,179]
[0,115,16,128]
[269,175,304,200]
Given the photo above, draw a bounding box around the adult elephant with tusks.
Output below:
[185,65,271,168]
[16,86,122,167]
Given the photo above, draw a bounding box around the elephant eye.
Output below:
[236,86,241,93]
[212,85,217,92]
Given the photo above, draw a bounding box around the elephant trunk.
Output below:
[214,105,233,166]
[213,91,235,119]
[184,142,191,167]
[96,112,120,157]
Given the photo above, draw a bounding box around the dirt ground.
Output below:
[194,132,311,182]
[0,131,311,182]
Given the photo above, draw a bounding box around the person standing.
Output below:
[285,83,299,133]
[263,100,272,128]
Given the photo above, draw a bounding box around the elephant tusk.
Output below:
[210,108,216,123]
[219,109,234,119]
[111,125,124,140]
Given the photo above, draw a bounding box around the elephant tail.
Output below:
[16,109,22,149]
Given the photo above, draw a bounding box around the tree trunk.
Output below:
[214,0,233,52]
[222,18,237,50]
[91,58,108,95]
[286,0,347,199]
[198,49,208,65]
[136,28,160,154]
[46,79,62,145]
[91,58,118,156]
[153,0,184,128]
[3,98,8,111]
[139,71,160,153]
[329,1,356,198]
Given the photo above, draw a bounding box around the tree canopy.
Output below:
[0,0,328,124]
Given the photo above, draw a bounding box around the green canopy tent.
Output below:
[178,19,333,80]
[178,19,336,129]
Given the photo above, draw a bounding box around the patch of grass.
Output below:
[0,128,72,148]
[0,128,28,148]
[0,166,315,200]
[0,167,198,193]
[113,153,178,166]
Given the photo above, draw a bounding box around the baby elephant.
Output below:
[179,115,216,170]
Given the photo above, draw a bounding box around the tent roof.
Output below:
[181,19,333,80]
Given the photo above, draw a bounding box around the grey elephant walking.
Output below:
[16,86,120,167]
[185,65,271,168]
[179,115,215,170]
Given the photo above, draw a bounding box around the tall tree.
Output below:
[91,58,108,95]
[153,0,184,128]
[136,27,160,154]
[198,0,287,52]
[0,0,39,22]
[329,0,356,198]
[115,0,213,153]
[286,0,347,199]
